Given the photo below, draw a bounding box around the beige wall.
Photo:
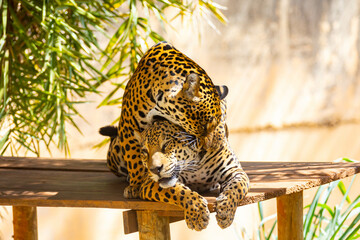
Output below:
[174,0,360,162]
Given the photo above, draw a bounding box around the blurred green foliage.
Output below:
[0,0,226,156]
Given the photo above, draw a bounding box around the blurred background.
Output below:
[1,0,360,239]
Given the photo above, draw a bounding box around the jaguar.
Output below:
[100,42,249,230]
[100,103,249,230]
[102,42,227,199]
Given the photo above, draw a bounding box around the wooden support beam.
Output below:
[277,191,303,240]
[13,206,38,240]
[137,210,171,240]
[123,210,184,235]
[123,210,139,235]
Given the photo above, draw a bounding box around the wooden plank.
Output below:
[0,169,306,209]
[243,162,360,176]
[277,191,303,240]
[2,156,358,174]
[0,156,108,172]
[137,210,170,240]
[0,158,359,211]
[0,169,182,211]
[0,172,356,209]
[13,206,38,240]
[1,161,358,189]
[0,194,183,211]
[2,157,359,238]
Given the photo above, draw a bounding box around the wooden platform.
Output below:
[1,156,360,239]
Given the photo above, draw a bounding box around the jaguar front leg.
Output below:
[216,168,250,229]
[139,175,210,231]
[123,151,146,199]
[122,151,146,199]
[118,127,147,199]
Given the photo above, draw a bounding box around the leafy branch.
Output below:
[0,0,226,156]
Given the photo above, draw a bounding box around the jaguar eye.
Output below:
[161,141,170,153]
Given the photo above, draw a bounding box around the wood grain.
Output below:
[0,157,360,211]
[137,210,170,240]
[0,156,108,172]
[123,210,184,235]
[123,210,139,235]
[277,192,303,240]
[13,206,38,240]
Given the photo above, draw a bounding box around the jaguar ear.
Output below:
[215,85,229,100]
[182,73,201,101]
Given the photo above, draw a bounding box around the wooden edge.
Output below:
[123,210,184,235]
[157,210,185,217]
[0,198,184,211]
[123,210,138,235]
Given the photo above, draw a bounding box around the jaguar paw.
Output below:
[184,196,210,231]
[123,185,140,199]
[215,194,237,229]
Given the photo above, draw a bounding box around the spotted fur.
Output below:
[100,42,245,230]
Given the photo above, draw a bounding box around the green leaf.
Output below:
[304,185,325,239]
[338,177,356,211]
[97,83,125,107]
[0,129,10,151]
[265,220,277,240]
[317,203,335,217]
[199,0,228,24]
[93,138,110,149]
[102,18,129,64]
[1,0,8,36]
[338,181,352,204]
[338,211,360,240]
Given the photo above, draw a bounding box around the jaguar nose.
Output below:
[150,165,163,176]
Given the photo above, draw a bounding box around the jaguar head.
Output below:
[134,120,199,188]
